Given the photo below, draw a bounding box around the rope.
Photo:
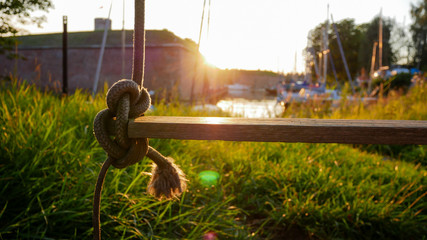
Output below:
[92,80,187,240]
[132,0,145,86]
[92,1,186,239]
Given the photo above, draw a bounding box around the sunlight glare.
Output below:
[201,117,228,124]
[199,43,226,69]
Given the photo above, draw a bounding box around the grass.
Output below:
[0,79,426,239]
[280,82,427,165]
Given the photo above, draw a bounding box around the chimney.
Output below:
[94,18,112,31]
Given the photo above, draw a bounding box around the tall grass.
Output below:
[281,82,427,165]
[0,80,426,239]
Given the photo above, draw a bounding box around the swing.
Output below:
[92,1,427,239]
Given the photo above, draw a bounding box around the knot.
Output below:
[93,79,186,198]
[93,79,151,168]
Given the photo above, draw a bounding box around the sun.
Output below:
[199,44,222,68]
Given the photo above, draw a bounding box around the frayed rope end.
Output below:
[147,157,187,199]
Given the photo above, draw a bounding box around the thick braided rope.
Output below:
[93,79,187,191]
[93,80,150,168]
[92,79,187,240]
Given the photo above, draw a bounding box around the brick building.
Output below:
[0,29,219,101]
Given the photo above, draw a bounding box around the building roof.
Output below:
[14,29,197,49]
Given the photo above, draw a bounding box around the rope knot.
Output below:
[94,79,151,169]
[93,79,186,199]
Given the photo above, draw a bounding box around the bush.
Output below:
[389,73,412,92]
[373,73,413,95]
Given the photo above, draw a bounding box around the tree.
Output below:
[307,19,364,85]
[390,19,414,66]
[410,0,427,70]
[306,16,396,86]
[0,0,53,58]
[330,19,365,83]
[358,16,395,72]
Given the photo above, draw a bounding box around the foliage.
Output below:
[388,73,413,92]
[410,0,427,70]
[307,19,363,84]
[0,0,53,57]
[372,73,413,94]
[307,16,396,87]
[0,79,426,239]
[390,19,414,66]
[331,19,364,82]
[357,17,394,71]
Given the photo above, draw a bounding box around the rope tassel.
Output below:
[147,147,187,199]
[92,79,186,239]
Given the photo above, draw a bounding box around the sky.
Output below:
[24,0,416,73]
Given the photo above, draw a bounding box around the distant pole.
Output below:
[92,2,113,98]
[328,51,339,87]
[309,47,320,82]
[62,16,68,95]
[294,51,297,73]
[323,4,329,88]
[379,8,383,69]
[313,55,320,80]
[318,52,322,83]
[331,14,355,94]
[369,41,378,92]
[190,0,207,103]
[92,19,110,98]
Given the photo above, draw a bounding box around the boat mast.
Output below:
[379,8,383,69]
[190,0,207,103]
[92,1,113,98]
[318,51,322,84]
[322,4,329,88]
[369,41,378,92]
[294,51,297,74]
[331,14,355,94]
[328,51,339,87]
[308,47,320,84]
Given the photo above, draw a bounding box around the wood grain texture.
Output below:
[128,116,427,145]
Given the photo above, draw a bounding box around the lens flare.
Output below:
[199,170,220,187]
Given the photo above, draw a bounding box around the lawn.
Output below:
[0,80,426,239]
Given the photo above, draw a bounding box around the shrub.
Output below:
[389,73,412,92]
[373,73,413,95]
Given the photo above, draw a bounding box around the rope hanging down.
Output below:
[92,1,186,239]
[92,80,187,239]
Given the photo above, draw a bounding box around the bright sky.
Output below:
[25,0,416,73]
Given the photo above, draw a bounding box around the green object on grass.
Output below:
[199,171,220,187]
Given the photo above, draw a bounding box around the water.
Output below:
[215,89,282,118]
[211,89,377,118]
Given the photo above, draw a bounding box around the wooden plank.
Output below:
[128,116,427,145]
